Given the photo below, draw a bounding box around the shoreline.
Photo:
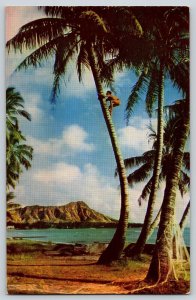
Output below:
[7,222,144,229]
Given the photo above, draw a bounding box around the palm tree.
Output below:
[6,7,143,264]
[102,7,189,265]
[123,8,189,262]
[6,87,33,191]
[6,87,31,141]
[146,96,190,283]
[116,121,190,257]
[7,132,33,189]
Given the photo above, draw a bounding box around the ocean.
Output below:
[7,227,190,246]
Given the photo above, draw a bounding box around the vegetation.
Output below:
[146,98,189,283]
[6,87,33,206]
[124,8,189,264]
[7,6,145,264]
[6,6,190,292]
[122,117,190,258]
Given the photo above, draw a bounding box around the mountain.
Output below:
[7,201,116,227]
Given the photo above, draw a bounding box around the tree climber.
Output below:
[98,91,120,115]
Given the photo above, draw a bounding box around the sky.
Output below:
[6,6,190,223]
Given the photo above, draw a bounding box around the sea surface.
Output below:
[7,227,190,246]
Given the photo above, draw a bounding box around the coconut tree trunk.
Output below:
[87,44,129,264]
[124,205,162,256]
[179,200,190,232]
[149,206,162,233]
[126,65,165,258]
[146,114,190,283]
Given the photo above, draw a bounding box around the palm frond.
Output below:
[115,150,155,177]
[6,88,32,127]
[50,33,79,102]
[138,177,153,205]
[14,38,60,72]
[168,61,189,96]
[178,170,190,197]
[127,162,153,187]
[77,42,90,82]
[6,18,70,52]
[125,71,148,124]
[79,10,108,35]
[183,152,190,171]
[164,98,189,126]
[6,191,15,203]
[145,67,159,117]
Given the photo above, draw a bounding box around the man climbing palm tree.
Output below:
[106,91,120,115]
[99,91,120,115]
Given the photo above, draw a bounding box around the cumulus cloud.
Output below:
[62,125,94,151]
[27,124,94,156]
[118,126,150,151]
[15,159,190,223]
[118,117,157,152]
[20,162,121,218]
[34,162,81,184]
[21,93,45,122]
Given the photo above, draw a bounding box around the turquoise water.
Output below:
[7,227,190,246]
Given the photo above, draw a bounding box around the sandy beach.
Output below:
[7,239,190,295]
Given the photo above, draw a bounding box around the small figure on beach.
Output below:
[98,91,120,115]
[106,91,120,115]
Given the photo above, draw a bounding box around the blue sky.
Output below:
[6,6,189,222]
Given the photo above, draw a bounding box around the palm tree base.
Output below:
[124,243,144,259]
[97,235,125,264]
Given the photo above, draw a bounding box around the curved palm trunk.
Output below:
[146,115,190,283]
[87,44,129,264]
[179,200,190,232]
[127,66,165,258]
[124,205,162,256]
[149,205,161,233]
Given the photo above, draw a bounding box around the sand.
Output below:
[7,240,190,295]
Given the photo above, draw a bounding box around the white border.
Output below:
[1,1,196,299]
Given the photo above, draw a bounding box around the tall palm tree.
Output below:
[116,121,190,257]
[123,8,189,261]
[146,96,190,283]
[6,7,143,264]
[102,7,189,266]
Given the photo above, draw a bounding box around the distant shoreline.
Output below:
[7,222,144,230]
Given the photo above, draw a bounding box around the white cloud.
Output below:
[27,106,44,122]
[15,159,190,223]
[28,162,121,218]
[118,117,157,153]
[27,136,59,156]
[27,124,94,156]
[34,162,81,184]
[62,125,94,151]
[118,126,150,151]
[22,93,45,122]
